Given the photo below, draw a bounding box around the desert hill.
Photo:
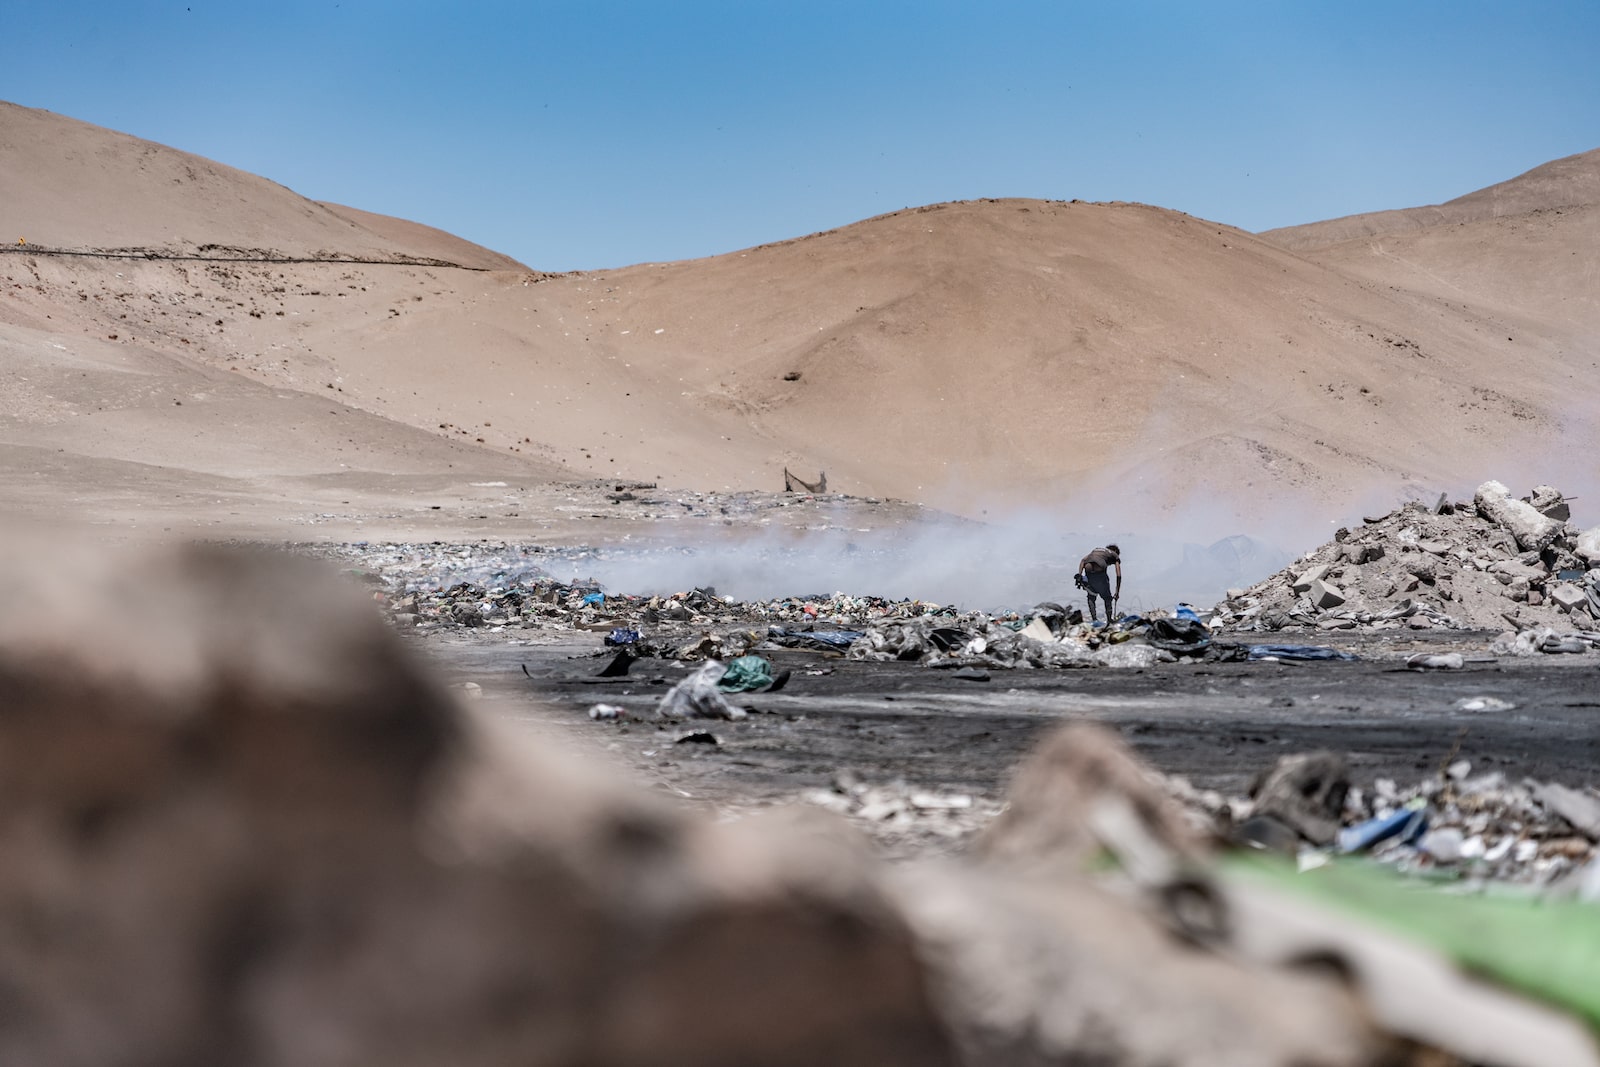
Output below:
[1259,149,1600,360]
[0,101,522,268]
[1262,147,1600,251]
[3,99,1597,547]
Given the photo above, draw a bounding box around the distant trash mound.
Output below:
[1215,481,1600,634]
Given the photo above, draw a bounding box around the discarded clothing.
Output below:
[717,655,776,693]
[1145,617,1211,655]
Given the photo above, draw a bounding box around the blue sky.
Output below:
[4,1,1598,271]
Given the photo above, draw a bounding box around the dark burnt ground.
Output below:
[414,632,1600,806]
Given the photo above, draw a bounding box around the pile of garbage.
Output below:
[1167,750,1600,890]
[1214,481,1600,636]
[300,541,958,636]
[303,541,1220,670]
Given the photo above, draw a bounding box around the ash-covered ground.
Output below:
[297,479,1600,884]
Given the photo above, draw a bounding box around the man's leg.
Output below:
[1086,571,1112,623]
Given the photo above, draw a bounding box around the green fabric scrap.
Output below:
[1223,852,1600,1033]
[717,655,775,692]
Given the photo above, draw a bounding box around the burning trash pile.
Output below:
[1214,481,1600,638]
[301,540,962,638]
[843,608,1200,669]
[303,542,1221,671]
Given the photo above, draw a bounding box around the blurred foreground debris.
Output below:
[3,540,1598,1065]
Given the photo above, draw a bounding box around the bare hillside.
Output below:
[0,100,518,267]
[1261,147,1600,251]
[3,100,1596,543]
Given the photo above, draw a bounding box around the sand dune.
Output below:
[3,99,1597,546]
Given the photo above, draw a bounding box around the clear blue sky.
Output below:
[4,1,1598,271]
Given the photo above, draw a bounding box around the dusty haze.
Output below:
[3,99,1596,602]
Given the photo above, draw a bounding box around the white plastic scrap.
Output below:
[655,659,747,721]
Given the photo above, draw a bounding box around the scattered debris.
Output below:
[673,730,720,746]
[656,659,748,721]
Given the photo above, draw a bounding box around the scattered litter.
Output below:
[1406,652,1465,670]
[1338,806,1429,853]
[587,703,626,721]
[1244,644,1359,663]
[656,660,747,721]
[1455,695,1516,712]
[717,654,776,693]
[673,730,720,746]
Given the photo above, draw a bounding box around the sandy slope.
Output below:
[1262,148,1600,251]
[0,101,521,266]
[3,99,1597,550]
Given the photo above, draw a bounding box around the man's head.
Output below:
[1106,543,1121,557]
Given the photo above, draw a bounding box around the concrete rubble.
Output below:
[1214,481,1600,643]
[3,539,1598,1066]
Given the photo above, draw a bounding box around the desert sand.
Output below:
[3,99,1597,549]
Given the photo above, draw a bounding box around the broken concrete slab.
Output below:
[1577,527,1600,565]
[1290,563,1330,593]
[1530,485,1572,522]
[1476,480,1564,553]
[1532,782,1600,841]
[1552,584,1590,614]
[1308,579,1346,610]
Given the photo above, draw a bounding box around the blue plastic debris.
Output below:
[1338,807,1429,853]
[581,592,605,606]
[604,628,640,646]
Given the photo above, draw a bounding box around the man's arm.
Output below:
[1114,561,1122,595]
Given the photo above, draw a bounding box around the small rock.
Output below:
[1422,827,1465,863]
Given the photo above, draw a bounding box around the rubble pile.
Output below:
[1214,481,1600,637]
[801,771,1005,857]
[1166,756,1600,890]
